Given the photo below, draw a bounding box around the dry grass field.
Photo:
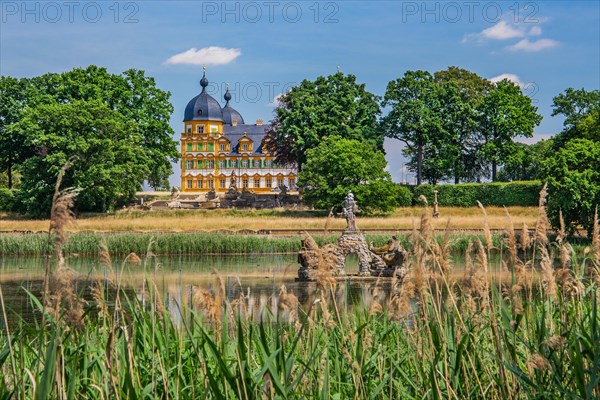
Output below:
[0,206,538,232]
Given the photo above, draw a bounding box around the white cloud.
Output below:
[489,73,525,87]
[481,21,526,40]
[462,20,547,43]
[165,46,241,66]
[507,38,559,52]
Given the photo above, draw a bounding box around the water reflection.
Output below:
[0,253,502,326]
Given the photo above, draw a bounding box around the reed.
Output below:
[0,231,513,257]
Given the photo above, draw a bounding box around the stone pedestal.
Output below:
[337,231,383,276]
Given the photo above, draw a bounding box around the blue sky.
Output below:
[1,1,599,185]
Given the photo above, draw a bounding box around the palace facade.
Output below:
[180,70,297,193]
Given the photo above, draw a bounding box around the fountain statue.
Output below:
[297,191,407,281]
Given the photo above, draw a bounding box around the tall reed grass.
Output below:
[0,232,509,257]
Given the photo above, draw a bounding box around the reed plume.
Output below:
[477,201,493,253]
[520,223,531,252]
[534,184,549,248]
[504,207,518,269]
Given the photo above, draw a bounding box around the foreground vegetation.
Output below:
[0,181,599,399]
[0,231,513,257]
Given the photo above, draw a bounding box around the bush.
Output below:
[397,185,412,206]
[411,181,542,207]
[0,188,17,211]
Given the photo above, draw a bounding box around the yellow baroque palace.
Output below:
[180,70,297,193]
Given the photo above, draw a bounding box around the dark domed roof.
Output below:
[221,86,245,125]
[183,70,223,122]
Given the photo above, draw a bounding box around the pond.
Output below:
[0,253,504,326]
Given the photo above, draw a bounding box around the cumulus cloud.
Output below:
[463,20,528,42]
[507,38,559,52]
[462,19,551,44]
[165,46,241,66]
[489,73,525,87]
[268,93,285,107]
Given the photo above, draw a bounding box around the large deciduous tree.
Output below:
[498,139,554,182]
[0,66,179,214]
[551,88,600,146]
[478,79,542,181]
[434,67,492,183]
[380,70,443,185]
[298,136,401,212]
[541,139,600,237]
[265,72,382,171]
[13,100,148,214]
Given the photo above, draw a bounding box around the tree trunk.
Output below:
[7,162,12,189]
[417,144,423,185]
[492,159,497,182]
[454,175,460,184]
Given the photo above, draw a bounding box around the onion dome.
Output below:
[183,68,223,122]
[221,84,245,125]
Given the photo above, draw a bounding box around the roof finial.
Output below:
[336,65,340,72]
[224,82,231,104]
[200,65,208,93]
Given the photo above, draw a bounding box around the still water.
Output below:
[0,253,505,325]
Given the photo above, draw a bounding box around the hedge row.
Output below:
[406,181,543,207]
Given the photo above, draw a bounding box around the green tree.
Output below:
[498,139,554,182]
[541,139,600,236]
[478,79,542,181]
[552,88,600,146]
[298,136,400,212]
[434,67,492,183]
[13,100,149,215]
[26,66,178,189]
[265,72,382,171]
[381,70,443,185]
[0,76,34,189]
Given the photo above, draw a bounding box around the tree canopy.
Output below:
[380,70,443,185]
[298,136,403,213]
[478,79,542,181]
[0,66,178,215]
[541,139,600,236]
[265,72,382,171]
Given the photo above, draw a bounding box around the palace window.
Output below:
[208,180,214,189]
[208,143,214,151]
[219,144,226,152]
[186,125,192,133]
[197,125,204,134]
[220,179,226,188]
[186,160,194,169]
[266,178,272,188]
[197,143,203,151]
[242,144,249,152]
[210,125,218,133]
[186,143,192,152]
[207,160,215,169]
[289,178,295,188]
[242,160,248,168]
[243,179,249,188]
[198,180,203,189]
[277,179,284,188]
[187,180,193,189]
[265,160,272,168]
[219,160,225,168]
[254,178,260,188]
